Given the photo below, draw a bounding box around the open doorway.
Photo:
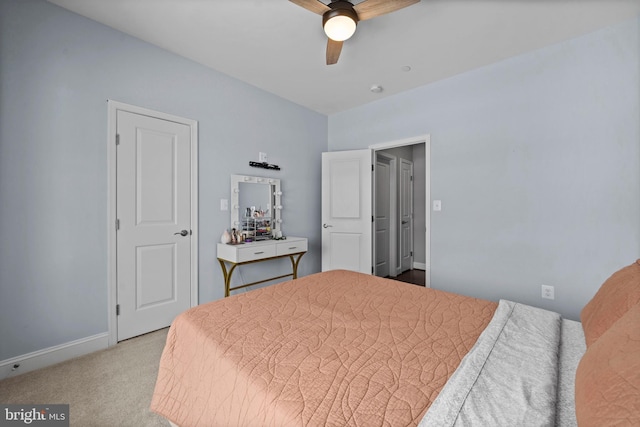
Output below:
[321,135,430,285]
[371,136,429,286]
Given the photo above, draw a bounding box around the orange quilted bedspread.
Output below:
[151,270,497,427]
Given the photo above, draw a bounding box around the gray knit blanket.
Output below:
[419,300,562,427]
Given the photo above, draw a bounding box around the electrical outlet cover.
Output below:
[541,285,555,300]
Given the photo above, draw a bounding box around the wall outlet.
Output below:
[259,152,267,162]
[541,285,555,300]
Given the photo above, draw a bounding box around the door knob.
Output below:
[323,224,333,228]
[174,230,189,236]
[402,220,408,224]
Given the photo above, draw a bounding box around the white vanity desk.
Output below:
[218,174,308,297]
[217,237,308,297]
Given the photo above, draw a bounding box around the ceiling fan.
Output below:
[290,0,420,65]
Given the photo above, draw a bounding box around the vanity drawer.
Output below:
[276,239,308,256]
[236,245,277,263]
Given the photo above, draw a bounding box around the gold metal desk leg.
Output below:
[218,259,238,298]
[289,252,305,279]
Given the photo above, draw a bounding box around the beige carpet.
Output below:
[0,328,171,427]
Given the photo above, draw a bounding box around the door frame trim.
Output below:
[106,100,199,346]
[369,134,431,287]
[399,158,414,275]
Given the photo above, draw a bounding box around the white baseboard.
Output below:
[413,262,427,270]
[0,332,109,380]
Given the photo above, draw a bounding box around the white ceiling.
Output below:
[47,0,640,115]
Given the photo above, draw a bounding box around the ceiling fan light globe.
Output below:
[324,15,357,41]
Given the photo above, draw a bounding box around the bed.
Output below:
[151,263,640,426]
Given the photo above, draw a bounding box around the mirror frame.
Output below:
[230,174,282,237]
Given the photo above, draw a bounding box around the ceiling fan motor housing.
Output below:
[322,1,359,33]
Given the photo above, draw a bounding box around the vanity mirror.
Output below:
[230,174,282,241]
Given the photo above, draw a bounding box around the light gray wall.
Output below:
[329,17,640,320]
[0,0,326,361]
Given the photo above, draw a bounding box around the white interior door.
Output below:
[116,110,192,341]
[400,159,413,273]
[374,154,391,277]
[321,150,372,273]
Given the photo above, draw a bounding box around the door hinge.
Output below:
[410,251,413,256]
[372,216,374,222]
[116,304,120,316]
[116,219,120,230]
[115,134,120,145]
[371,266,374,274]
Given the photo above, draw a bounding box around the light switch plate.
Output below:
[220,198,229,211]
[433,200,442,211]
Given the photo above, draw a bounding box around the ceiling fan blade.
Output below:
[289,0,330,15]
[353,0,420,21]
[326,38,343,65]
